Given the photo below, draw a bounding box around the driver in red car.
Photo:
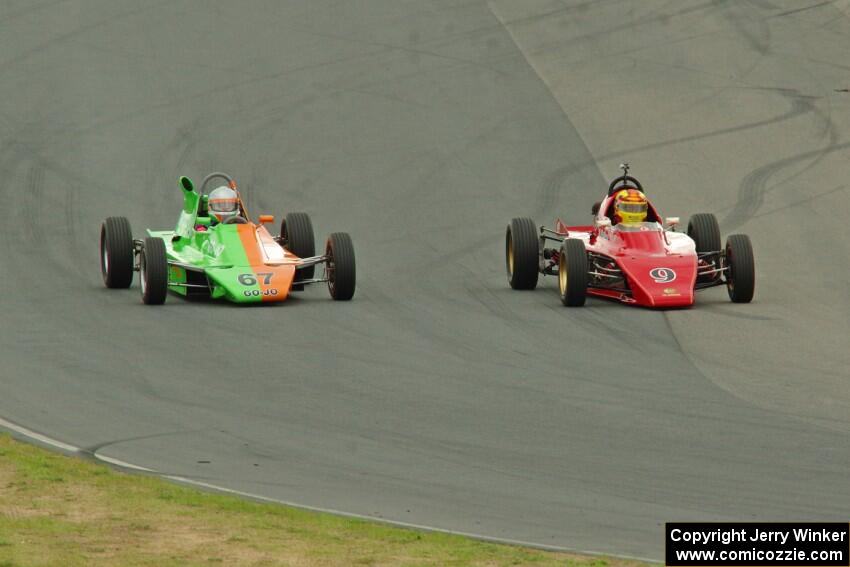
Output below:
[613,188,648,225]
[203,186,240,228]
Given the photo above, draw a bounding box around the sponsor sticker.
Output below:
[243,289,278,297]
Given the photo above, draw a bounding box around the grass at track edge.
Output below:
[0,434,656,566]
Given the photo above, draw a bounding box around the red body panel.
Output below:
[556,218,593,235]
[560,194,697,308]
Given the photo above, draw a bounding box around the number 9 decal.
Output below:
[649,267,676,283]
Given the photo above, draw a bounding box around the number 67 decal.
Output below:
[238,272,274,286]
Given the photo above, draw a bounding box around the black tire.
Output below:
[687,213,721,253]
[326,232,355,300]
[725,234,754,303]
[140,237,168,305]
[558,239,588,307]
[688,213,722,284]
[100,216,134,288]
[282,212,316,280]
[506,217,538,290]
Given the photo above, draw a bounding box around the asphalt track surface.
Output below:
[1,0,849,559]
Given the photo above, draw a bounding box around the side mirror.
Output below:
[665,216,680,229]
[180,176,195,193]
[258,214,275,224]
[195,216,211,227]
[595,217,612,229]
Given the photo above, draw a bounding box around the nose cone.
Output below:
[204,224,298,303]
[618,255,697,308]
[206,266,296,303]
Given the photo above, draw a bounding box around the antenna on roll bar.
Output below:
[619,162,630,185]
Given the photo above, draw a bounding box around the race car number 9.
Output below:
[238,273,273,286]
[649,267,676,283]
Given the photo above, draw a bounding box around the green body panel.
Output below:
[148,227,267,302]
[168,265,188,296]
[144,177,289,303]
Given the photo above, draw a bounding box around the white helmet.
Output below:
[208,186,239,223]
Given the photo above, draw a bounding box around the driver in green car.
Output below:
[199,186,240,230]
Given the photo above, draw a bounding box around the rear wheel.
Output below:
[100,217,134,288]
[140,237,168,305]
[558,239,588,307]
[326,232,355,301]
[282,213,316,284]
[725,234,754,303]
[687,213,721,252]
[688,213,721,283]
[506,217,538,290]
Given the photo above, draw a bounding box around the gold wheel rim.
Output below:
[559,255,567,296]
[507,235,514,275]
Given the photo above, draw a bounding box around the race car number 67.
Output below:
[649,267,676,283]
[238,272,273,286]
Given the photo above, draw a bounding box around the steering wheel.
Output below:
[199,172,236,195]
[608,175,643,196]
[222,216,249,225]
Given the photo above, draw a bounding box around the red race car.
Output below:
[505,164,754,308]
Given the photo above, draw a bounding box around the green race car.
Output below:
[100,172,355,305]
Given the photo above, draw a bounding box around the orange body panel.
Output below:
[236,224,299,302]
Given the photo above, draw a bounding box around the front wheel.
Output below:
[326,232,355,301]
[506,217,538,290]
[140,237,168,305]
[725,234,754,303]
[558,239,588,307]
